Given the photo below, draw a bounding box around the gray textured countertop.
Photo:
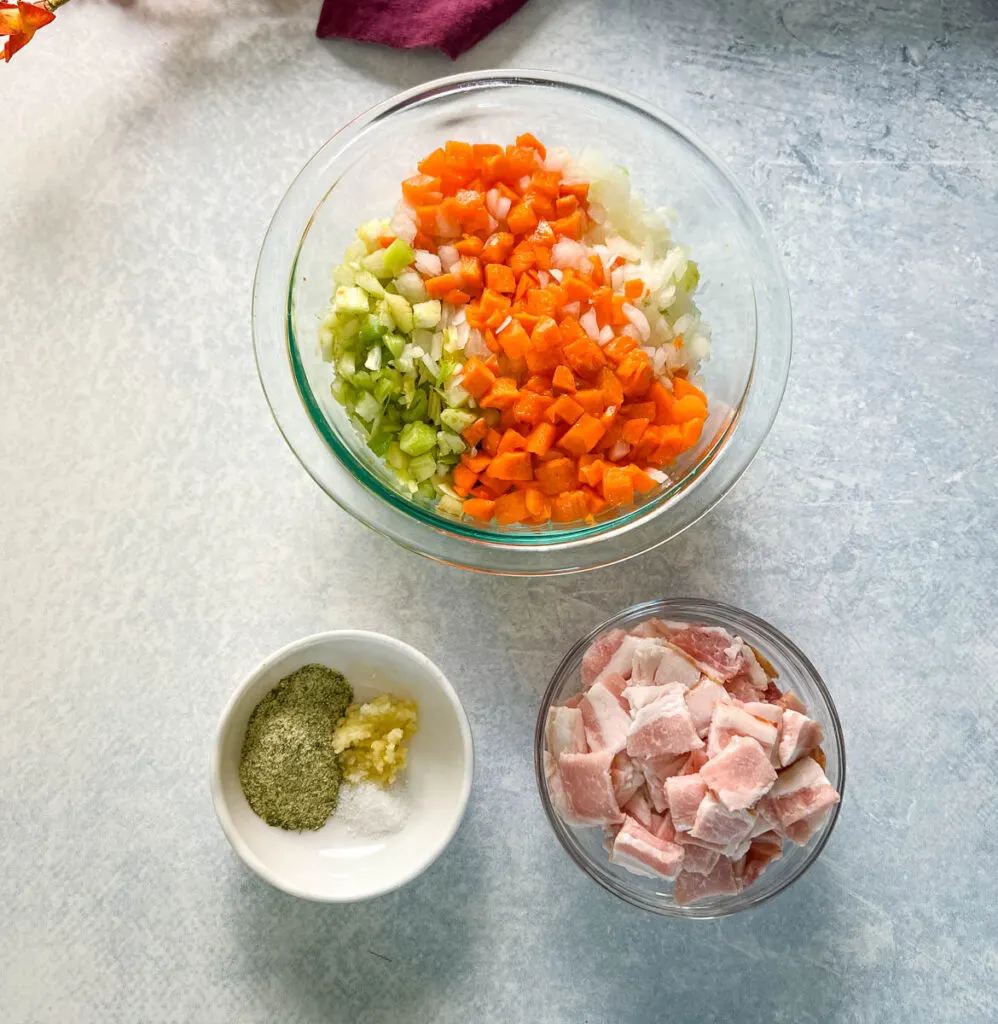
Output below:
[2,1,997,1021]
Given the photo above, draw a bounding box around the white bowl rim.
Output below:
[209,629,474,901]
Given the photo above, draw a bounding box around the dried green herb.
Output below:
[238,664,353,831]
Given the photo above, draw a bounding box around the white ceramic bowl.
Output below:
[210,631,473,901]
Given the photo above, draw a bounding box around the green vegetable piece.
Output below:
[401,390,428,423]
[334,286,369,316]
[384,332,406,360]
[382,238,415,276]
[367,428,396,457]
[358,313,387,346]
[351,370,375,391]
[354,270,386,297]
[409,452,437,482]
[440,407,477,434]
[354,391,381,423]
[436,431,466,455]
[384,293,413,334]
[398,421,437,457]
[412,300,442,329]
[679,260,700,294]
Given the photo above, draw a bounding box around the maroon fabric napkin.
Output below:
[317,0,530,59]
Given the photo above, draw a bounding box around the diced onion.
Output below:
[414,250,442,277]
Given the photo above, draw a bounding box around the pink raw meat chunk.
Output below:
[685,678,731,736]
[557,749,624,825]
[626,693,703,759]
[545,706,587,760]
[667,625,746,682]
[623,787,657,830]
[699,736,778,811]
[673,857,741,905]
[736,832,784,887]
[761,756,840,832]
[738,701,783,726]
[611,751,645,806]
[778,709,824,767]
[623,683,684,713]
[707,702,779,760]
[653,646,701,688]
[637,753,688,812]
[601,671,630,709]
[653,810,677,842]
[690,792,755,849]
[764,680,784,703]
[593,636,663,687]
[741,643,769,692]
[580,681,632,753]
[664,774,708,832]
[680,842,721,876]
[777,689,808,714]
[681,748,709,774]
[726,674,762,702]
[581,628,626,686]
[544,752,589,826]
[631,643,667,684]
[610,815,685,879]
[784,806,835,845]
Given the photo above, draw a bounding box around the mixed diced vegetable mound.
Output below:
[318,134,713,526]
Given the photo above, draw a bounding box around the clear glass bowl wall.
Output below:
[253,71,792,574]
[534,599,846,918]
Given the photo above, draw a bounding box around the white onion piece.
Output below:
[598,325,615,344]
[580,309,600,341]
[496,315,513,334]
[389,212,417,244]
[562,301,581,318]
[485,188,500,218]
[495,196,512,220]
[608,440,631,462]
[622,303,651,341]
[414,250,442,277]
[464,328,490,359]
[548,268,564,282]
[610,267,625,291]
[438,245,460,272]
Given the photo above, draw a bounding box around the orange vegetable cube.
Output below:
[424,273,460,298]
[461,357,496,400]
[672,376,708,404]
[462,498,496,522]
[512,391,552,426]
[602,466,635,508]
[497,319,531,360]
[461,417,488,447]
[552,211,583,239]
[629,466,658,493]
[455,235,485,257]
[535,457,578,496]
[402,173,442,205]
[515,133,547,158]
[457,256,483,294]
[524,486,552,519]
[444,289,471,305]
[452,464,479,494]
[670,394,709,422]
[550,490,588,523]
[481,377,520,410]
[507,201,538,235]
[494,490,530,525]
[552,365,576,393]
[621,417,649,446]
[525,421,557,456]
[545,394,585,426]
[485,262,516,294]
[497,429,528,454]
[489,451,533,481]
[574,389,604,416]
[482,428,502,456]
[481,231,515,263]
[558,414,606,456]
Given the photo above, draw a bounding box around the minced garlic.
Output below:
[333,694,418,787]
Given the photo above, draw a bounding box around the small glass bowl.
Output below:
[534,599,846,918]
[253,70,792,574]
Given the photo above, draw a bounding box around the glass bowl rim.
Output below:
[532,597,847,918]
[253,69,793,574]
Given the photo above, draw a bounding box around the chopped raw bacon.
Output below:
[622,683,684,713]
[690,792,756,849]
[759,756,839,832]
[600,671,631,710]
[610,751,645,806]
[610,814,685,879]
[741,643,769,692]
[622,786,657,830]
[777,689,808,714]
[636,752,688,812]
[545,705,587,760]
[580,680,632,753]
[784,806,835,845]
[592,635,663,687]
[699,736,778,812]
[778,709,824,767]
[581,628,626,686]
[626,692,703,758]
[738,701,783,726]
[706,701,779,760]
[653,646,702,688]
[544,751,590,826]
[664,773,707,832]
[735,832,784,887]
[557,749,624,825]
[679,842,721,876]
[685,678,731,735]
[673,857,741,905]
[667,625,746,682]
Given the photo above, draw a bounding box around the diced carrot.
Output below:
[525,421,557,456]
[578,457,605,488]
[545,394,585,425]
[552,364,576,393]
[483,328,500,353]
[671,394,709,422]
[535,457,578,496]
[456,256,483,294]
[462,497,496,521]
[559,181,589,202]
[462,452,492,473]
[424,273,459,298]
[525,347,561,374]
[480,377,520,410]
[494,490,530,525]
[672,377,708,404]
[515,132,547,158]
[524,288,557,318]
[552,211,583,239]
[522,374,551,394]
[616,351,654,397]
[592,287,614,328]
[445,289,471,305]
[633,424,662,461]
[498,354,527,383]
[680,417,704,448]
[514,310,542,333]
[377,235,396,249]
[498,407,517,432]
[551,490,588,523]
[649,380,675,425]
[512,390,552,426]
[524,486,551,519]
[574,389,604,415]
[485,262,516,294]
[623,400,656,421]
[462,417,488,448]
[508,248,536,278]
[651,425,686,462]
[624,278,645,301]
[562,337,606,378]
[602,466,635,508]
[453,464,479,493]
[529,220,556,248]
[489,451,533,481]
[621,417,650,446]
[402,174,442,205]
[412,230,437,252]
[506,145,538,178]
[417,148,448,176]
[444,139,475,165]
[482,427,502,457]
[588,254,605,285]
[598,367,624,409]
[415,204,440,231]
[603,335,639,366]
[507,202,538,234]
[479,288,511,321]
[562,273,594,302]
[498,319,531,360]
[555,194,578,217]
[496,428,528,454]
[455,235,485,256]
[558,414,606,456]
[461,357,496,399]
[630,466,658,493]
[472,142,503,160]
[482,232,515,263]
[582,486,606,515]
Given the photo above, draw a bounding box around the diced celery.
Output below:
[345,239,368,264]
[337,352,356,378]
[384,293,413,333]
[330,376,355,406]
[386,443,408,471]
[437,431,466,455]
[355,391,381,423]
[334,286,369,316]
[437,494,465,517]
[358,219,391,252]
[679,259,700,294]
[332,263,355,287]
[367,430,395,457]
[409,452,437,482]
[384,332,406,360]
[394,269,428,303]
[427,390,442,424]
[438,358,459,384]
[382,238,415,276]
[354,270,385,297]
[337,317,360,341]
[416,482,437,500]
[398,421,437,457]
[364,346,383,372]
[402,375,416,406]
[413,300,441,329]
[318,326,334,362]
[352,370,376,391]
[358,313,388,346]
[401,390,428,423]
[440,407,477,434]
[362,249,390,279]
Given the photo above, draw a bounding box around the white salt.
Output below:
[335,782,410,838]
